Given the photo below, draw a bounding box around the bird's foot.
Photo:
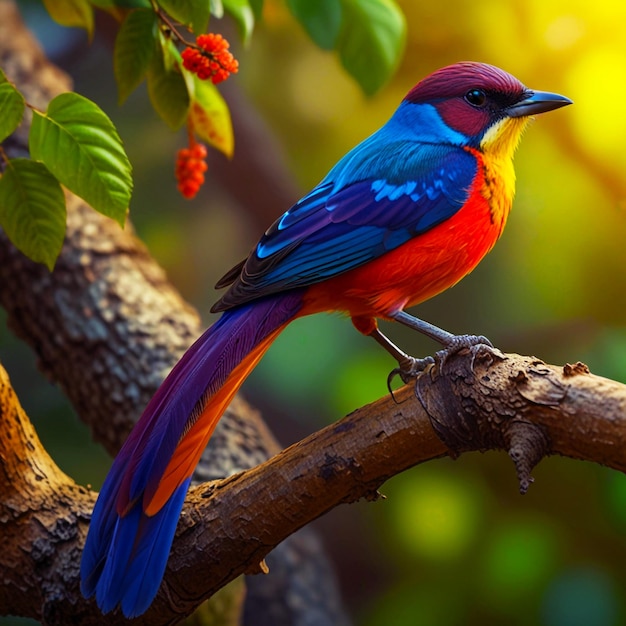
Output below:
[387,354,435,388]
[435,334,493,369]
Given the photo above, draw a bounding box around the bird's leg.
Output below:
[351,316,434,384]
[389,311,456,345]
[369,327,435,384]
[389,310,493,365]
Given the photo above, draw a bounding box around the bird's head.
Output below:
[404,62,571,159]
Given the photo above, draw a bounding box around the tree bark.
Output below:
[0,3,346,624]
[3,344,626,624]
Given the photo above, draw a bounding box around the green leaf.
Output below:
[0,159,66,271]
[223,0,255,44]
[42,0,94,36]
[92,0,150,7]
[188,76,234,157]
[336,0,406,95]
[210,0,224,18]
[118,0,151,6]
[159,31,181,73]
[114,9,158,103]
[286,0,342,50]
[158,0,211,35]
[248,0,263,19]
[0,69,25,142]
[29,92,132,226]
[147,40,190,130]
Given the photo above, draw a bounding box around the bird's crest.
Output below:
[404,62,525,105]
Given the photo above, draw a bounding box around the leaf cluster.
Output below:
[286,0,406,96]
[0,0,405,270]
[0,73,131,270]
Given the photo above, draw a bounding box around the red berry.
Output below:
[175,143,208,200]
[181,34,239,84]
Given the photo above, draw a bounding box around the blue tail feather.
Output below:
[81,292,304,617]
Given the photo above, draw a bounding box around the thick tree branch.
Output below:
[0,3,346,624]
[148,348,626,622]
[0,361,95,624]
[0,1,200,456]
[2,347,625,623]
[0,1,298,478]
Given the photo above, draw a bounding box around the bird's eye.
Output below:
[465,89,487,107]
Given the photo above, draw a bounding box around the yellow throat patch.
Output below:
[478,116,531,229]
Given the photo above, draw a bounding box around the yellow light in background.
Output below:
[566,48,626,164]
[287,47,363,125]
[544,15,586,50]
[387,471,484,561]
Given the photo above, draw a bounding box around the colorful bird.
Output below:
[80,62,571,617]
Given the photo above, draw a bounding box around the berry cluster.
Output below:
[175,143,208,199]
[181,33,239,84]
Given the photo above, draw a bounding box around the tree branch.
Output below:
[2,346,625,623]
[150,347,626,622]
[0,361,95,624]
[0,3,346,624]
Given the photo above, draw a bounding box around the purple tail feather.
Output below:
[80,291,304,617]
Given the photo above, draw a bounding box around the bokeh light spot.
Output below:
[541,567,621,626]
[387,471,483,561]
[330,350,393,417]
[566,48,626,163]
[544,15,585,50]
[480,519,558,603]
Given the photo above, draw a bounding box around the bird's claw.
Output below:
[435,334,493,369]
[387,355,435,388]
[386,334,493,397]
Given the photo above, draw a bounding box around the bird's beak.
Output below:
[506,90,573,117]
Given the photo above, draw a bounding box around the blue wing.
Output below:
[212,139,477,312]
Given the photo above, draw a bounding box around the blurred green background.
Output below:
[3,0,626,624]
